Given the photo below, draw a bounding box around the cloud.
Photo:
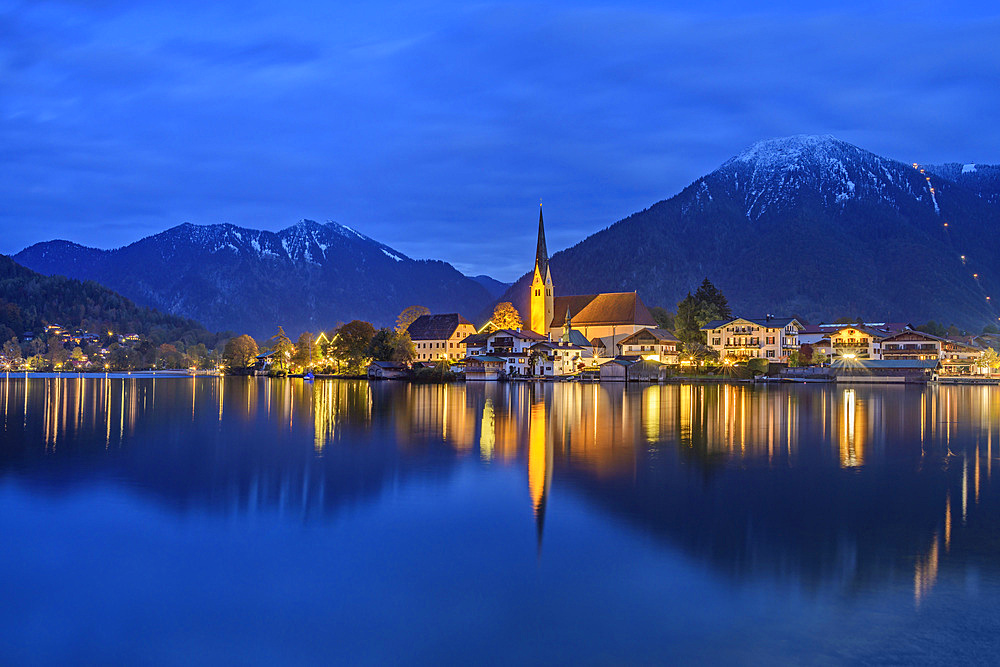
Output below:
[1,1,999,281]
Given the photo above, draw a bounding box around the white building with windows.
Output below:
[702,316,803,361]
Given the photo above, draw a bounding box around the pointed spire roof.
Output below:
[534,203,549,281]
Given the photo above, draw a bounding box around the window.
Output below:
[766,350,775,358]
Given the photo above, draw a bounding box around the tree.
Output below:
[979,348,1000,373]
[70,346,85,365]
[693,278,731,321]
[916,321,948,337]
[222,335,259,371]
[492,302,522,330]
[396,305,430,333]
[46,336,69,367]
[155,343,184,369]
[675,279,732,350]
[983,324,999,335]
[367,328,396,361]
[391,331,415,363]
[330,320,376,372]
[2,337,21,364]
[674,293,702,347]
[368,328,416,364]
[187,343,211,369]
[269,326,295,372]
[649,307,675,331]
[292,332,317,369]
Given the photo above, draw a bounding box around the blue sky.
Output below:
[2,0,999,281]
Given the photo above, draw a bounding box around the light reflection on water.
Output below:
[2,376,1000,661]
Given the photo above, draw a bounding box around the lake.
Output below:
[1,375,999,664]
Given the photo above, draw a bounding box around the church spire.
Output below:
[535,202,548,281]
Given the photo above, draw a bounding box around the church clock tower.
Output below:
[529,204,554,336]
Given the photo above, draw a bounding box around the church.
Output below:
[529,205,657,354]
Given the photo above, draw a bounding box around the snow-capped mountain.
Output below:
[497,135,1000,329]
[15,220,494,337]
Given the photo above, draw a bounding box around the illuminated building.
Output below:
[409,314,477,362]
[528,205,658,355]
[702,316,803,361]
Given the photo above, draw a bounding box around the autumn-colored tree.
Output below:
[396,305,430,333]
[223,335,259,371]
[979,347,1000,373]
[155,343,185,369]
[492,302,522,330]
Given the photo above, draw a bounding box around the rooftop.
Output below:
[407,313,473,341]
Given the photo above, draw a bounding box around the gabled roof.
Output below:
[552,292,656,328]
[488,328,547,341]
[407,313,473,341]
[550,295,602,328]
[882,329,946,343]
[701,316,802,331]
[370,361,405,369]
[460,332,491,347]
[817,322,912,335]
[618,327,679,345]
[562,329,592,347]
[827,324,889,340]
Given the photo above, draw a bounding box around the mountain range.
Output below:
[497,135,1000,330]
[13,135,1000,336]
[15,220,496,338]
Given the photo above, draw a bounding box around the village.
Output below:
[369,208,1000,384]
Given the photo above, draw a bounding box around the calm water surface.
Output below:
[2,376,999,664]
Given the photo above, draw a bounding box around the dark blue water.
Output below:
[1,376,999,664]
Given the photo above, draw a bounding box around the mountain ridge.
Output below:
[497,135,1000,330]
[16,220,495,338]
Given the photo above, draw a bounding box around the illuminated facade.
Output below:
[826,324,884,360]
[529,205,554,336]
[528,206,658,355]
[616,328,680,363]
[702,316,803,361]
[409,314,477,362]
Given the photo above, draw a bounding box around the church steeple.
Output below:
[535,203,549,282]
[530,203,555,336]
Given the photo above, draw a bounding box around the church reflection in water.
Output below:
[3,375,1000,602]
